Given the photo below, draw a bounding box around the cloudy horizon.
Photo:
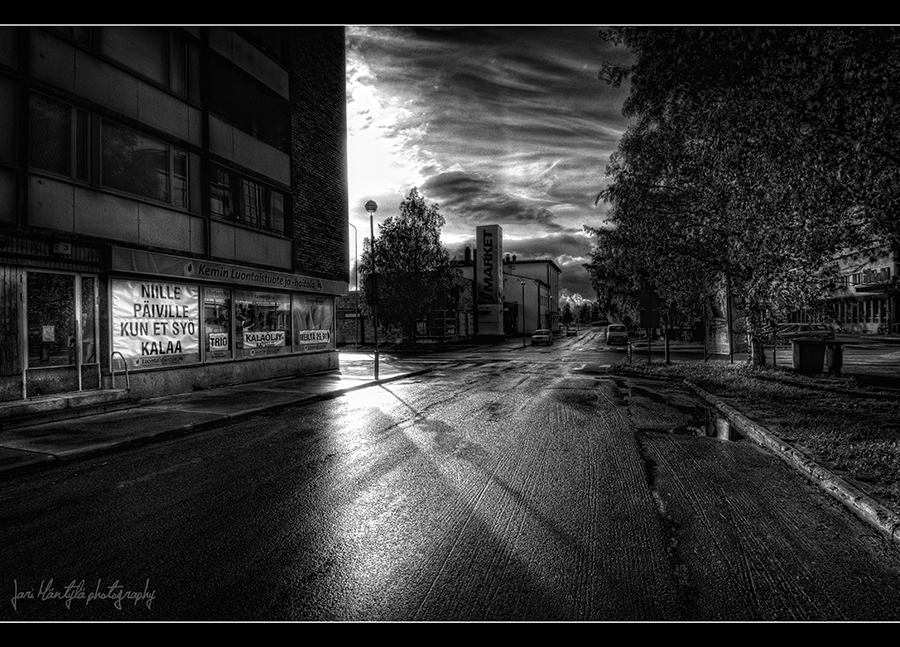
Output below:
[345,25,635,302]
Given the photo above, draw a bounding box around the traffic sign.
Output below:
[364,272,384,292]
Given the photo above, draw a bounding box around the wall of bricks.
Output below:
[289,28,350,285]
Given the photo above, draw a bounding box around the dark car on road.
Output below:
[531,329,554,346]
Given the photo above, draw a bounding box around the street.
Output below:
[2,334,900,621]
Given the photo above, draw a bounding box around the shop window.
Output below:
[27,273,76,367]
[81,276,97,364]
[235,290,291,357]
[204,287,232,361]
[293,295,335,350]
[110,279,200,369]
[101,119,188,208]
[210,165,285,234]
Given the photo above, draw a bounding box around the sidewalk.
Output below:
[0,352,439,479]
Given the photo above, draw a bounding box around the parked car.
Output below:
[566,327,577,336]
[605,324,629,345]
[531,329,554,346]
[776,323,835,342]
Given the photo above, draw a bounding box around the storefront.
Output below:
[1,245,346,402]
[106,247,343,398]
[19,269,102,400]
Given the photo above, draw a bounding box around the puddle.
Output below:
[611,376,740,440]
[667,406,739,440]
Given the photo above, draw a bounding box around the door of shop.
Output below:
[24,271,100,398]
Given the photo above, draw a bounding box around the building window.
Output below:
[47,26,187,97]
[210,165,285,234]
[292,296,335,350]
[99,26,186,97]
[208,56,289,152]
[29,93,89,181]
[235,290,291,358]
[235,26,285,62]
[101,119,188,208]
[241,177,266,227]
[204,287,232,361]
[30,94,188,208]
[209,168,234,219]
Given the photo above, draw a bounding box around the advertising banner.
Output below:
[208,332,230,351]
[476,224,504,336]
[476,225,503,305]
[242,330,286,348]
[235,290,290,358]
[293,296,335,351]
[112,279,200,368]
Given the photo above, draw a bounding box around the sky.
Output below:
[344,25,635,303]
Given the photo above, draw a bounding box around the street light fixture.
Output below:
[520,280,527,348]
[348,222,359,346]
[366,200,379,380]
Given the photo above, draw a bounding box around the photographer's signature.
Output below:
[11,578,155,611]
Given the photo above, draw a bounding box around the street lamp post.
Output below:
[366,200,379,380]
[348,222,359,346]
[520,280,527,347]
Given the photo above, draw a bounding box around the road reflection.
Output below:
[317,379,593,619]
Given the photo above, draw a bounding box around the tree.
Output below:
[359,188,462,342]
[561,303,574,327]
[588,26,896,364]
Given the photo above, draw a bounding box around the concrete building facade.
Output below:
[823,244,899,335]
[456,240,561,338]
[0,26,349,403]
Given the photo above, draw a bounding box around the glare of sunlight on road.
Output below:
[340,382,390,419]
[327,380,568,616]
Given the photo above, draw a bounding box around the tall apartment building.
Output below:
[0,26,349,403]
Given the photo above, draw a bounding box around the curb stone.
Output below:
[684,379,900,549]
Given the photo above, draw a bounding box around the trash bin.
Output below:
[791,338,826,375]
[824,341,844,376]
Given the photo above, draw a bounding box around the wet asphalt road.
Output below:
[2,336,900,621]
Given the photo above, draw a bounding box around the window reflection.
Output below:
[205,287,232,360]
[235,290,291,357]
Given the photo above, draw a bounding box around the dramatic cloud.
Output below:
[346,25,634,299]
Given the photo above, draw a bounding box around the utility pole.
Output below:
[366,200,379,380]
